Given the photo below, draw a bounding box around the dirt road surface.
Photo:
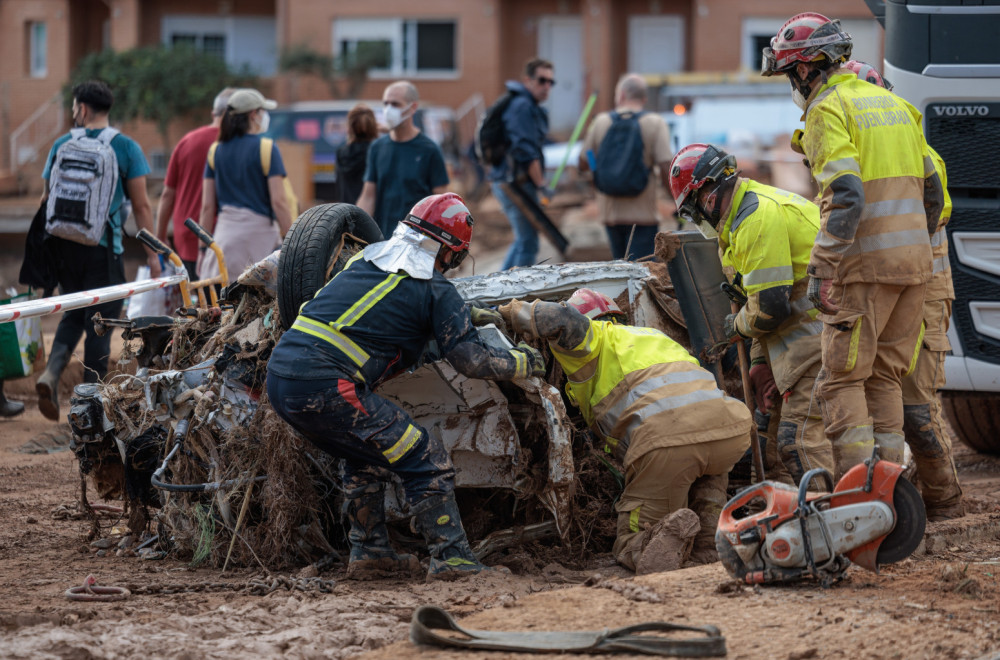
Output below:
[2,371,999,660]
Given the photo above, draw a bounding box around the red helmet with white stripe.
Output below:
[567,288,626,322]
[403,193,474,269]
[761,13,853,76]
[843,60,893,91]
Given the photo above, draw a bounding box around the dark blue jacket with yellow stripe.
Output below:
[268,255,528,386]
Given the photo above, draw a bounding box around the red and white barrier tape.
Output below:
[0,274,188,324]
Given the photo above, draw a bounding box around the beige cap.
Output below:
[227,88,277,114]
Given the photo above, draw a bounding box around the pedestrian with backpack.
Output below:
[198,88,294,285]
[484,58,554,270]
[579,74,673,260]
[35,80,161,421]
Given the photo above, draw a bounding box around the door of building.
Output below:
[628,15,684,75]
[538,16,583,134]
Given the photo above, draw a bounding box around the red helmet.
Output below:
[403,193,474,268]
[843,60,893,91]
[761,13,852,76]
[668,143,737,238]
[567,288,626,322]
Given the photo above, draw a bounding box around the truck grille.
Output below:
[927,103,1000,191]
[948,202,1000,364]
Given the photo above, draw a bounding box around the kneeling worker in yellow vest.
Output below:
[495,290,751,573]
[668,143,833,486]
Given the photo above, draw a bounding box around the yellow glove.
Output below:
[511,341,546,378]
[470,305,504,327]
[498,299,537,339]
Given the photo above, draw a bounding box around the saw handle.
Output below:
[798,468,835,508]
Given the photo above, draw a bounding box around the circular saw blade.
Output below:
[876,476,927,565]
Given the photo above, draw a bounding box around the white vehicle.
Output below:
[868,0,1000,453]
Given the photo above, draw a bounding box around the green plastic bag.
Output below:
[0,291,44,379]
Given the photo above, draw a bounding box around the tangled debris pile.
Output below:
[68,252,343,569]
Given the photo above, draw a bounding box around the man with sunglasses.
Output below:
[762,13,944,479]
[490,58,555,269]
[267,193,545,582]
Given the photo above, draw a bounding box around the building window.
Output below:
[27,21,47,78]
[170,33,227,61]
[334,18,457,77]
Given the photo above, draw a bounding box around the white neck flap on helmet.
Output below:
[363,222,441,280]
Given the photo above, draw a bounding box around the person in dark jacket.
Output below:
[490,58,553,269]
[267,193,545,581]
[336,104,378,204]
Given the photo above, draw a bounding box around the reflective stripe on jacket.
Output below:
[719,179,823,392]
[802,73,933,285]
[551,321,750,465]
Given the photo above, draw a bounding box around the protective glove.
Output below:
[513,341,546,378]
[807,276,839,314]
[497,299,533,337]
[469,305,504,328]
[723,313,744,344]
[538,185,555,207]
[748,361,779,413]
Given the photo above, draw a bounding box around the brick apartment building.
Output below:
[0,0,881,190]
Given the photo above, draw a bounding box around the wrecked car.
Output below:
[67,204,737,569]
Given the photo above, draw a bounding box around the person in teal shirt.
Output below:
[35,80,161,421]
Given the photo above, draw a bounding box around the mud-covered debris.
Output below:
[583,575,664,603]
[654,231,683,263]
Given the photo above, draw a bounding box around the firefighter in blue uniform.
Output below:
[267,193,545,581]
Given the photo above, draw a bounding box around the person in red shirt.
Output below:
[156,88,235,278]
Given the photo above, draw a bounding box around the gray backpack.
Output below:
[45,127,120,245]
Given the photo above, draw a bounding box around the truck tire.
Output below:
[277,203,383,330]
[941,393,1000,455]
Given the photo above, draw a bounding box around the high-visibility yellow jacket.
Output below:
[505,300,750,466]
[801,72,941,285]
[719,179,823,392]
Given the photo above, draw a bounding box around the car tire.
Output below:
[277,203,383,330]
[941,392,1000,455]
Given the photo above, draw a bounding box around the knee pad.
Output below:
[903,404,945,458]
[776,421,806,482]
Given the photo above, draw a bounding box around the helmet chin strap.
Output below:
[697,171,739,228]
[788,66,823,100]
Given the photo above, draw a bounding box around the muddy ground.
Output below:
[2,202,1000,659]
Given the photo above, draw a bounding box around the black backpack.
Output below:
[475,91,514,167]
[593,111,650,197]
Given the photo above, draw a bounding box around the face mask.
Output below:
[792,88,809,110]
[257,109,270,134]
[383,103,411,130]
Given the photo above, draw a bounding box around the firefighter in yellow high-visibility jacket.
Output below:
[843,60,964,520]
[762,13,946,478]
[495,291,751,573]
[667,143,833,486]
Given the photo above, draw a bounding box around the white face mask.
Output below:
[383,103,411,130]
[792,88,809,111]
[257,109,270,134]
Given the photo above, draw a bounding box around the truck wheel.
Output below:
[941,393,1000,455]
[277,203,383,330]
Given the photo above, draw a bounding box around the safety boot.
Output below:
[0,380,25,418]
[831,424,875,480]
[345,486,421,580]
[874,431,906,465]
[903,403,964,522]
[36,341,73,421]
[632,508,700,575]
[687,474,730,564]
[411,492,499,581]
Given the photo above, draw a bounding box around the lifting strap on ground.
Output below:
[410,605,727,656]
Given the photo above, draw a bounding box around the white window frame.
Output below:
[28,21,47,78]
[161,16,278,75]
[332,18,459,80]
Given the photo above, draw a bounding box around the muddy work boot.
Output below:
[345,487,421,580]
[412,493,497,581]
[0,380,25,418]
[633,508,701,575]
[903,403,964,522]
[36,341,73,421]
[831,424,875,480]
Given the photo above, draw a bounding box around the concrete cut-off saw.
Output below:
[715,454,926,587]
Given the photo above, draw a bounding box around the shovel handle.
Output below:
[732,300,767,483]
